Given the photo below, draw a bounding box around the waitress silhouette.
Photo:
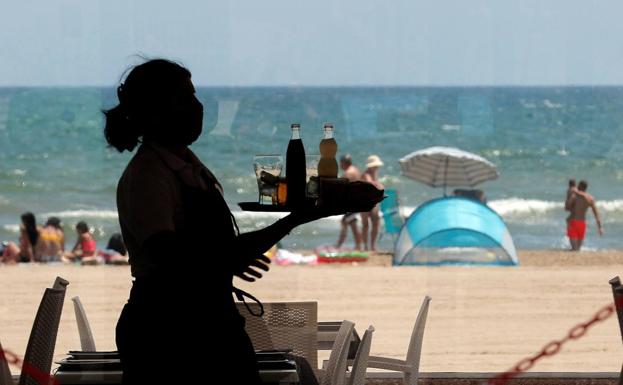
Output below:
[105,59,329,384]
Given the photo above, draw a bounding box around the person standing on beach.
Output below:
[104,59,350,385]
[361,155,384,251]
[335,154,363,250]
[565,180,603,251]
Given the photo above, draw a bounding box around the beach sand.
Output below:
[1,249,623,375]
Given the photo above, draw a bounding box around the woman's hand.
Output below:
[233,253,271,282]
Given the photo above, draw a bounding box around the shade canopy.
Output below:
[399,146,498,188]
[393,196,518,266]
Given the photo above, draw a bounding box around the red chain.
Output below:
[1,348,59,385]
[488,296,623,385]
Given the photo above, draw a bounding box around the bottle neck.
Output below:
[291,128,301,140]
[323,129,334,139]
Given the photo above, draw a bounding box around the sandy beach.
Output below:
[2,249,623,375]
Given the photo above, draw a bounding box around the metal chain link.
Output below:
[488,296,622,385]
[0,348,22,366]
[1,347,59,385]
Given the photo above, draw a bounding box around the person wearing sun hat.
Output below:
[361,155,384,251]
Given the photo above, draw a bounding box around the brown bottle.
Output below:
[318,123,338,178]
[286,124,306,208]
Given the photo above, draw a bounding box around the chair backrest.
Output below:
[380,189,403,235]
[404,296,431,374]
[19,277,68,385]
[71,297,97,351]
[609,277,623,342]
[0,340,14,385]
[236,301,318,369]
[322,320,355,385]
[608,277,623,385]
[52,277,69,291]
[348,325,374,385]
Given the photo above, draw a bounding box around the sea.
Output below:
[1,86,622,252]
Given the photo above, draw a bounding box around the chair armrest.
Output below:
[367,356,411,372]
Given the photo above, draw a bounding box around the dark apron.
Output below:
[116,155,262,385]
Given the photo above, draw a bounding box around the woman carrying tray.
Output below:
[104,59,354,385]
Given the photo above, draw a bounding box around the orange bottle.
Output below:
[318,123,338,178]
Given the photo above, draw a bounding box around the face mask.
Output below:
[176,96,204,146]
[148,93,204,147]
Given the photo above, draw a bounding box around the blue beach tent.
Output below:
[393,196,518,266]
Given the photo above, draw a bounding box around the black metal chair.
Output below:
[608,276,623,385]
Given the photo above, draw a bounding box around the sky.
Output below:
[2,0,623,86]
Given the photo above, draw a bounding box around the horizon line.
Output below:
[2,83,623,88]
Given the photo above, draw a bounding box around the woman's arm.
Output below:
[234,215,299,257]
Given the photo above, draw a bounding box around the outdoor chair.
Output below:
[608,276,623,385]
[318,320,355,385]
[367,295,431,385]
[71,296,97,351]
[346,325,374,385]
[236,301,318,369]
[379,188,404,243]
[0,277,69,385]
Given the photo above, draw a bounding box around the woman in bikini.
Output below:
[39,216,65,262]
[1,212,41,263]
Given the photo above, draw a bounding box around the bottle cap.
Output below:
[291,123,301,129]
[323,123,333,130]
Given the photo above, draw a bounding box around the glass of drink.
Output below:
[305,154,321,199]
[253,155,283,205]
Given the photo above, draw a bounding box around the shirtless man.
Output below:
[565,180,603,251]
[335,154,362,250]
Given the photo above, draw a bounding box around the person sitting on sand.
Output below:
[1,212,42,263]
[63,221,98,263]
[565,180,603,251]
[453,189,486,203]
[38,216,65,262]
[98,233,129,265]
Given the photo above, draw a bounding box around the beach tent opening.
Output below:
[393,196,518,266]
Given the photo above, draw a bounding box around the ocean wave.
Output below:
[2,224,19,233]
[489,198,562,216]
[597,200,623,212]
[401,198,623,219]
[41,209,119,219]
[543,99,563,109]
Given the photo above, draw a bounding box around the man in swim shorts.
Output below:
[335,154,362,250]
[565,180,603,251]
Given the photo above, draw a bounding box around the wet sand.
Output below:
[1,249,623,375]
